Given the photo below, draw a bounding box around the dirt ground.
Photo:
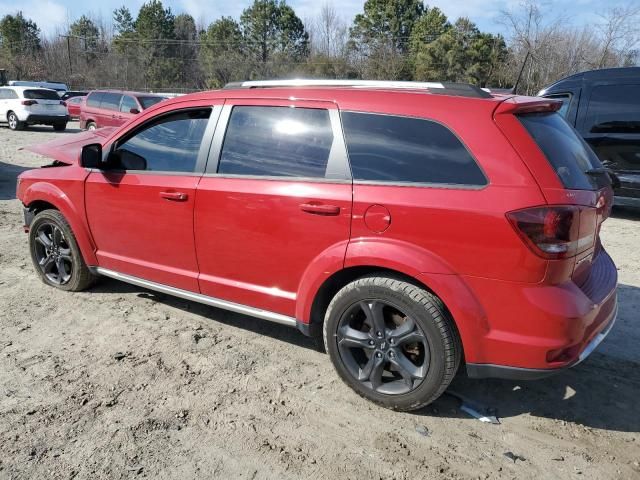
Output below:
[1,123,639,480]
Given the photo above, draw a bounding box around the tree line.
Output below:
[0,0,638,95]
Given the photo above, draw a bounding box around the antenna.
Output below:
[512,51,531,95]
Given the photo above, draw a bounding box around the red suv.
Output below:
[79,90,166,130]
[17,80,618,411]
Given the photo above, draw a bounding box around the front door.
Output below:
[194,100,352,316]
[85,107,216,291]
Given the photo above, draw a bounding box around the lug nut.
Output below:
[368,340,375,346]
[389,338,395,344]
[389,351,395,358]
[376,331,383,338]
[375,352,382,358]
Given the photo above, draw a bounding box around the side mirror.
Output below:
[129,108,140,115]
[80,143,103,169]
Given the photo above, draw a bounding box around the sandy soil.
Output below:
[0,123,639,480]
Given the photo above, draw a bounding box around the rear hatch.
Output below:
[494,98,614,293]
[22,89,66,116]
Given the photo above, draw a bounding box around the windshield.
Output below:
[24,89,61,100]
[518,112,605,190]
[137,96,165,109]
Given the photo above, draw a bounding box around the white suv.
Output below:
[0,86,69,131]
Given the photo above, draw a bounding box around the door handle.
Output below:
[160,191,188,201]
[299,202,340,216]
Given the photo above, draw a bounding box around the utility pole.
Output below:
[58,34,73,76]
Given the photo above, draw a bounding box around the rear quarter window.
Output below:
[519,112,602,190]
[341,112,487,186]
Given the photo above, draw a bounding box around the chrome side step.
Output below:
[91,267,298,327]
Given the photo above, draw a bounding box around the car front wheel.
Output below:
[29,209,96,291]
[323,275,461,411]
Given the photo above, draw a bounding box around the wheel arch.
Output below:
[23,182,97,265]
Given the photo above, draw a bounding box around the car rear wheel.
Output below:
[29,210,96,291]
[86,121,97,131]
[323,275,461,411]
[7,112,25,131]
[53,122,67,132]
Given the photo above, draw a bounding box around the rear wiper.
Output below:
[586,168,619,188]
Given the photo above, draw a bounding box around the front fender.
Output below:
[21,179,97,265]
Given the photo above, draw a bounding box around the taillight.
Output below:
[21,100,38,106]
[507,206,596,259]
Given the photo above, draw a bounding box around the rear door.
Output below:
[579,83,640,204]
[23,89,66,117]
[85,104,220,291]
[194,99,352,316]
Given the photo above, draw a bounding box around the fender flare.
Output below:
[296,237,489,361]
[22,181,98,265]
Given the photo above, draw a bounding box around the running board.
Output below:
[91,267,298,327]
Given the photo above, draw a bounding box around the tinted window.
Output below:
[585,84,640,133]
[138,96,165,109]
[342,112,486,185]
[218,106,334,178]
[87,92,104,107]
[0,89,16,99]
[69,96,84,104]
[120,95,138,113]
[114,109,210,172]
[545,93,571,118]
[23,89,60,100]
[519,112,602,190]
[100,93,122,111]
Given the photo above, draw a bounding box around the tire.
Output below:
[28,209,97,292]
[86,121,97,131]
[7,111,25,131]
[323,275,461,411]
[53,122,67,132]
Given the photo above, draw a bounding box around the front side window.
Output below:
[218,106,334,178]
[120,95,138,113]
[138,96,165,109]
[341,112,487,186]
[113,109,210,172]
[23,89,60,100]
[585,84,640,133]
[100,93,122,111]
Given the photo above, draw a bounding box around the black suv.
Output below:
[539,67,640,208]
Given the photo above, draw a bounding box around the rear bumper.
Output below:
[460,249,618,377]
[467,300,618,379]
[25,114,69,124]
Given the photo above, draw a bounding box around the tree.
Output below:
[413,17,507,86]
[70,15,100,51]
[240,0,309,75]
[310,2,347,57]
[0,12,42,79]
[348,0,423,79]
[200,17,246,87]
[174,14,200,87]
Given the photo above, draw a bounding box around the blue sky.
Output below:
[0,0,628,36]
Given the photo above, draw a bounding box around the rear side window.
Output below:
[114,109,210,172]
[341,112,487,186]
[585,84,640,133]
[218,106,334,178]
[519,112,601,190]
[0,89,18,99]
[23,89,60,100]
[100,93,122,111]
[87,92,104,107]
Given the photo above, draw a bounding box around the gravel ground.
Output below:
[0,123,639,480]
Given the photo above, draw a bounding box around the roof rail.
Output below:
[223,79,492,99]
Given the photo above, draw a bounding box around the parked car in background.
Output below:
[8,80,69,94]
[539,67,640,208]
[61,91,88,101]
[0,86,69,131]
[79,90,166,130]
[17,79,617,411]
[66,96,85,119]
